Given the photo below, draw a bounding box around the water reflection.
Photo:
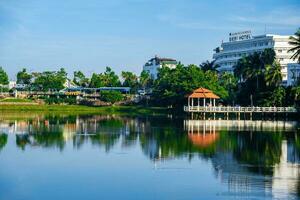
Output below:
[186,119,300,198]
[0,114,300,198]
[0,133,7,151]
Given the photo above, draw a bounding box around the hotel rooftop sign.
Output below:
[229,31,252,42]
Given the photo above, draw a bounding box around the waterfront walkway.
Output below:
[184,106,297,113]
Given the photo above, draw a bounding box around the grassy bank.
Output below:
[0,104,169,116]
[0,98,34,103]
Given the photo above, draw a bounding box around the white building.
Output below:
[8,81,16,89]
[213,31,297,81]
[143,56,177,79]
[287,63,300,86]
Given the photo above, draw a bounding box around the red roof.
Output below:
[188,133,219,147]
[188,87,220,99]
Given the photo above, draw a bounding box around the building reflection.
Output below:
[185,119,300,198]
[0,115,300,197]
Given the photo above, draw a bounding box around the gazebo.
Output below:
[188,132,219,147]
[187,87,220,108]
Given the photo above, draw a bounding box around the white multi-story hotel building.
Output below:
[143,56,177,79]
[213,31,297,81]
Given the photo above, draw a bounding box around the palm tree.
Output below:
[240,52,264,89]
[292,86,300,105]
[200,60,220,72]
[233,57,247,81]
[264,61,282,87]
[288,28,300,63]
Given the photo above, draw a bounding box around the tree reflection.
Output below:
[90,134,120,152]
[0,133,7,151]
[16,134,31,150]
[1,114,299,197]
[232,132,282,175]
[1,114,299,179]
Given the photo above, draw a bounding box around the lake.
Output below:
[0,113,299,200]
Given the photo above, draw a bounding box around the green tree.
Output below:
[121,71,138,92]
[89,73,102,88]
[32,68,67,91]
[288,28,300,63]
[17,68,32,84]
[199,60,219,72]
[219,72,237,105]
[139,70,152,89]
[152,64,228,106]
[103,67,121,87]
[233,57,248,82]
[73,71,89,87]
[291,86,300,106]
[233,49,278,106]
[0,67,9,85]
[100,91,123,104]
[262,87,286,106]
[89,67,121,88]
[264,61,282,87]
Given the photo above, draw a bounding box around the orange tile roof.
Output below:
[193,87,212,93]
[188,133,219,147]
[188,87,220,99]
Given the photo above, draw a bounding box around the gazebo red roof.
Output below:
[188,87,220,99]
[188,133,219,147]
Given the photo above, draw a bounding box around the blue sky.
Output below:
[0,0,299,79]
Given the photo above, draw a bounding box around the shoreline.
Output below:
[0,104,169,116]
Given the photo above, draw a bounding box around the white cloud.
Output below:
[229,6,300,27]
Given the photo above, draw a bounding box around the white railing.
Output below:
[183,106,297,113]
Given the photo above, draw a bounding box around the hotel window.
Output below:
[278,49,282,53]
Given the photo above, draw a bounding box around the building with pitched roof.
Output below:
[142,55,177,79]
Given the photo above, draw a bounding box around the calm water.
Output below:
[0,113,300,200]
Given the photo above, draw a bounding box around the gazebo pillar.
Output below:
[213,99,216,107]
[210,98,212,106]
[197,98,200,111]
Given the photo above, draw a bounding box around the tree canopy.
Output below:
[17,68,32,84]
[89,67,121,88]
[121,71,138,92]
[32,68,67,91]
[139,70,153,90]
[200,60,220,72]
[73,71,89,87]
[288,28,300,63]
[233,49,284,106]
[0,67,9,85]
[152,64,228,106]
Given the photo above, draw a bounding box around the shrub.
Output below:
[100,91,123,104]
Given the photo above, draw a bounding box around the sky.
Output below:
[0,0,299,79]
